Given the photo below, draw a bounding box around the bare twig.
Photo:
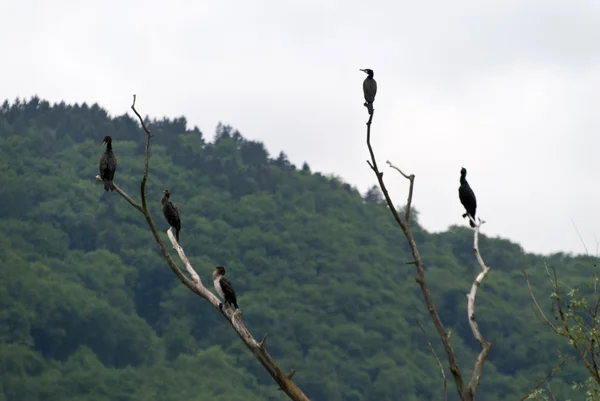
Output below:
[521,268,559,334]
[571,217,589,256]
[417,320,447,401]
[94,176,143,212]
[465,219,493,396]
[545,382,558,401]
[94,95,310,401]
[385,160,411,179]
[524,260,600,385]
[551,266,600,384]
[365,111,468,399]
[260,334,268,349]
[521,247,561,334]
[520,357,567,401]
[386,160,415,223]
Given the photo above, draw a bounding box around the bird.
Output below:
[360,68,377,115]
[161,189,181,242]
[458,167,477,228]
[99,135,117,191]
[213,266,239,310]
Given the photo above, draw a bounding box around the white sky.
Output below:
[2,0,599,256]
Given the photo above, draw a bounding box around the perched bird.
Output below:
[360,68,377,115]
[161,189,181,242]
[458,167,477,228]
[99,135,117,191]
[213,266,239,310]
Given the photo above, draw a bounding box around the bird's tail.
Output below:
[364,102,374,115]
[469,215,476,228]
[109,180,115,191]
[103,180,110,192]
[175,229,180,243]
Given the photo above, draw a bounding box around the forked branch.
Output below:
[94,95,310,401]
[366,111,493,400]
[365,112,467,399]
[520,357,568,401]
[386,160,415,223]
[417,319,448,401]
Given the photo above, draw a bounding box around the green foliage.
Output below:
[0,97,596,400]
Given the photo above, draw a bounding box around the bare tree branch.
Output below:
[466,218,493,395]
[545,382,558,401]
[164,229,308,398]
[548,267,598,381]
[523,260,600,385]
[386,160,415,223]
[94,95,311,401]
[521,268,560,334]
[365,111,469,399]
[417,319,448,401]
[94,176,143,212]
[520,248,562,336]
[520,357,567,401]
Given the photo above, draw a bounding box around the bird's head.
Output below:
[102,135,112,146]
[213,266,226,278]
[460,167,467,177]
[360,68,374,77]
[163,189,170,197]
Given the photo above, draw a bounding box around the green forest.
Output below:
[0,97,596,400]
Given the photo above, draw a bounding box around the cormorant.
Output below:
[213,266,239,310]
[458,167,477,228]
[161,189,181,242]
[99,135,117,191]
[360,68,377,115]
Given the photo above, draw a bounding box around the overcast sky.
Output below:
[2,0,599,256]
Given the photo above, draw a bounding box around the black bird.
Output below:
[360,68,377,115]
[213,266,239,310]
[161,189,181,242]
[99,136,117,191]
[458,167,477,228]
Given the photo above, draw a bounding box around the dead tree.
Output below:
[364,110,492,401]
[95,95,309,401]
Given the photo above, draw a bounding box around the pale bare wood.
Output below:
[93,95,311,401]
[466,216,492,397]
[365,111,467,398]
[366,110,494,401]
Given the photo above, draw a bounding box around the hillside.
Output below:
[0,97,593,401]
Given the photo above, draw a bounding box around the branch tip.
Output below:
[416,320,448,400]
[287,369,296,380]
[259,334,268,349]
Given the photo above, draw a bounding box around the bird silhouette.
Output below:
[458,167,477,228]
[360,69,377,115]
[161,189,181,242]
[99,135,117,191]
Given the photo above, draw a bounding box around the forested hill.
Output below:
[0,97,592,400]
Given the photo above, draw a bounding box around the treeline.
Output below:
[0,97,593,400]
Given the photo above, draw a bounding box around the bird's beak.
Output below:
[102,140,107,146]
[359,69,366,72]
